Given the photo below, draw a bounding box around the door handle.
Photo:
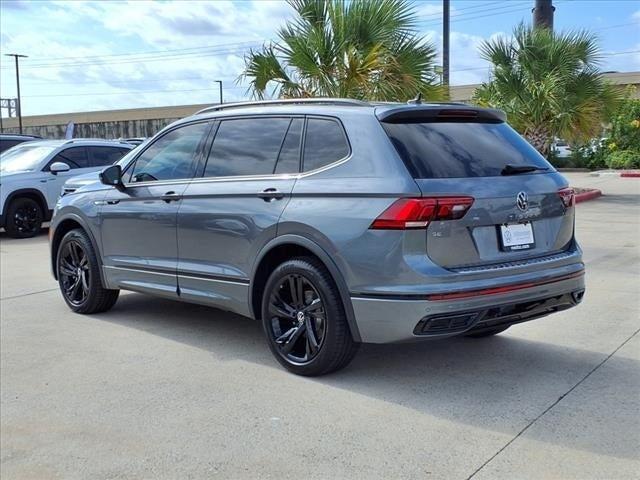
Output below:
[160,191,182,203]
[257,188,284,201]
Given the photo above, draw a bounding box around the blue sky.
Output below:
[1,0,638,116]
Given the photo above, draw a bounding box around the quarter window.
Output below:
[302,118,349,172]
[51,147,90,169]
[204,118,291,177]
[128,122,208,183]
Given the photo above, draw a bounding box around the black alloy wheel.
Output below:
[58,240,90,306]
[267,273,327,363]
[5,197,43,238]
[261,257,359,376]
[56,229,119,314]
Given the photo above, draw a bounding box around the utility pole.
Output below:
[4,53,28,133]
[532,0,554,30]
[214,80,223,104]
[442,0,450,89]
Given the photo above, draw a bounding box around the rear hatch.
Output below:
[378,106,575,269]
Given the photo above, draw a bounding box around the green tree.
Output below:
[241,0,442,101]
[474,24,622,156]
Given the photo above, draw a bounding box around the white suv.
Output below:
[0,139,132,238]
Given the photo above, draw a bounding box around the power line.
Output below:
[23,86,247,98]
[414,1,506,20]
[1,44,260,70]
[416,2,531,24]
[21,40,260,63]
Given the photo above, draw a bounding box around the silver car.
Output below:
[49,99,585,376]
[0,139,133,238]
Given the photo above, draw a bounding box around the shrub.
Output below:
[606,150,640,169]
[608,99,640,153]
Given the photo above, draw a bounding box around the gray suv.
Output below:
[50,99,585,376]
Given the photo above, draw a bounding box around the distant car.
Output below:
[61,148,136,196]
[0,139,133,238]
[552,140,572,158]
[0,134,42,153]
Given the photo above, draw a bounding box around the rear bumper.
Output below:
[350,268,585,343]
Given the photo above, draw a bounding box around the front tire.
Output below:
[4,197,43,238]
[261,257,359,376]
[57,229,119,314]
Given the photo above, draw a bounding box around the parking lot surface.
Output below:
[1,173,639,479]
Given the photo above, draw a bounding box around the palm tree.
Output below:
[474,24,622,156]
[241,0,442,101]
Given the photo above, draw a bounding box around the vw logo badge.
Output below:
[516,191,529,211]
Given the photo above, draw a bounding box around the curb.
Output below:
[590,170,640,177]
[575,189,602,203]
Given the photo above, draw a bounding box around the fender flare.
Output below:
[50,212,106,286]
[3,188,51,220]
[251,234,362,342]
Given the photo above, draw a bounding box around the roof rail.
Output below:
[195,98,371,115]
[63,138,131,145]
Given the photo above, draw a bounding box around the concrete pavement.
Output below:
[1,173,639,479]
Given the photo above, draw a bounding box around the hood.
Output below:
[64,171,101,188]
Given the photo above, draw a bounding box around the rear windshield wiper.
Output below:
[501,164,549,175]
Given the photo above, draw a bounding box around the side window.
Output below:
[128,122,208,183]
[303,118,350,172]
[274,118,303,174]
[204,118,291,177]
[0,139,22,152]
[51,147,89,169]
[88,146,130,167]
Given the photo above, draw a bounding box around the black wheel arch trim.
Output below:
[50,212,106,286]
[2,188,51,221]
[251,234,362,342]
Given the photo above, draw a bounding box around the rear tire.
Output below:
[465,326,510,338]
[4,197,43,238]
[56,228,119,314]
[261,257,359,376]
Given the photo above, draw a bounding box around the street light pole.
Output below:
[5,53,28,134]
[214,80,223,104]
[442,0,450,89]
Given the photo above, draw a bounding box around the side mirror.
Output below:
[100,164,123,188]
[49,162,70,175]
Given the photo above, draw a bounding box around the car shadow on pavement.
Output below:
[96,292,639,462]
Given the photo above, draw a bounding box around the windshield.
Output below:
[382,121,554,178]
[0,144,56,173]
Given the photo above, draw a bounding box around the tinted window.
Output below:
[303,118,349,172]
[382,121,554,178]
[274,119,303,174]
[128,122,208,183]
[52,147,89,169]
[204,118,291,177]
[89,146,130,167]
[0,139,24,153]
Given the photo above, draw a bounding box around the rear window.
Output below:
[382,121,553,178]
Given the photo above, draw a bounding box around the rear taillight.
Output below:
[558,187,575,208]
[370,197,474,230]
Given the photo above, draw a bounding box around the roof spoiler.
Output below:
[376,105,506,123]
